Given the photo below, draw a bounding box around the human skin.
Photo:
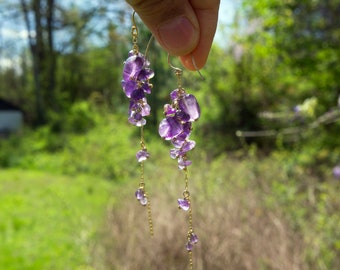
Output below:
[126,0,220,70]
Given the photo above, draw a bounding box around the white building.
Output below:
[0,98,23,136]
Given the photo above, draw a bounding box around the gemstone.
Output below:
[141,82,152,94]
[135,188,144,200]
[159,117,183,140]
[164,104,176,117]
[176,110,190,123]
[141,102,151,117]
[128,112,146,126]
[170,148,180,159]
[122,80,137,98]
[181,140,196,153]
[123,55,144,81]
[186,241,193,251]
[138,68,154,81]
[178,94,200,121]
[139,196,148,206]
[178,198,190,211]
[136,149,150,162]
[333,166,340,179]
[131,88,145,100]
[178,156,192,170]
[170,89,179,100]
[189,233,198,244]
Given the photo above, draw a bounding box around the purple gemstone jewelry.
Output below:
[159,55,200,269]
[122,11,154,236]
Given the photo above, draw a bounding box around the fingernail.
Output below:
[158,16,198,54]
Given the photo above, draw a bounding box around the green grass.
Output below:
[0,169,114,270]
[0,111,339,269]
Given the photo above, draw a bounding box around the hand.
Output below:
[126,0,220,70]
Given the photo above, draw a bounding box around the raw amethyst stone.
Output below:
[170,89,180,100]
[159,117,183,140]
[136,149,150,162]
[139,196,148,206]
[189,233,198,244]
[123,55,144,81]
[181,140,196,153]
[131,88,145,100]
[164,104,176,117]
[178,156,192,170]
[135,188,144,200]
[333,165,340,179]
[186,241,193,251]
[178,94,200,121]
[178,198,190,211]
[122,80,137,98]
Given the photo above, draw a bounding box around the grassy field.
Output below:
[0,114,339,269]
[0,169,114,270]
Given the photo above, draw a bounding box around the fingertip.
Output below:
[157,16,199,56]
[180,53,207,71]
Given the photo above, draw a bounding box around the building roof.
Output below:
[0,98,22,111]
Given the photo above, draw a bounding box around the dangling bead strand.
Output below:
[122,11,154,236]
[159,55,200,268]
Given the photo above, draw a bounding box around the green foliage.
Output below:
[0,169,113,269]
[0,110,138,180]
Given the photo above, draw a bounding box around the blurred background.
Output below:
[0,0,339,269]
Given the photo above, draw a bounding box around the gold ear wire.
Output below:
[167,53,183,89]
[131,11,139,54]
[145,35,154,59]
[191,55,205,80]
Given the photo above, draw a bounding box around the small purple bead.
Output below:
[131,88,145,100]
[186,241,193,251]
[164,104,176,117]
[159,117,183,140]
[170,89,180,100]
[178,94,200,122]
[178,198,190,211]
[136,149,150,162]
[122,80,137,98]
[170,148,180,159]
[139,196,148,206]
[178,156,192,170]
[141,102,151,117]
[189,233,198,244]
[123,55,145,81]
[135,188,144,200]
[181,140,196,153]
[333,166,340,179]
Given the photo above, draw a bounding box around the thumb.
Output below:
[127,0,200,56]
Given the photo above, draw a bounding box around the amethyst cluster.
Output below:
[158,88,200,169]
[122,50,154,127]
[186,232,199,251]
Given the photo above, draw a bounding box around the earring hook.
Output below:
[167,54,183,88]
[131,11,139,54]
[191,55,205,80]
[167,53,205,82]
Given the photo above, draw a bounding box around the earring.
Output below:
[121,11,154,236]
[159,54,201,269]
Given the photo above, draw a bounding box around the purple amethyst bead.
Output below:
[186,241,193,251]
[178,156,192,170]
[178,94,200,122]
[135,188,144,200]
[136,149,150,162]
[123,55,144,81]
[159,117,183,140]
[178,198,190,211]
[189,233,198,244]
[139,196,148,206]
[333,165,340,179]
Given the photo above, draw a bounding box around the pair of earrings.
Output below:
[121,11,200,269]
